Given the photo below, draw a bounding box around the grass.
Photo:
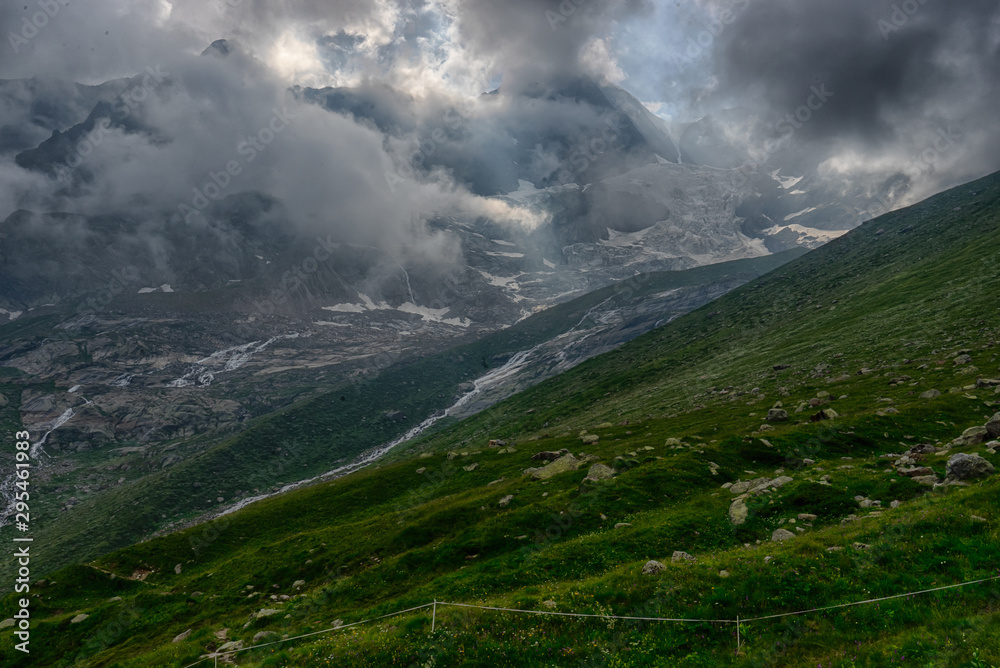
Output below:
[1,170,1000,666]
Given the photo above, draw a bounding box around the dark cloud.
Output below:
[707,0,1000,201]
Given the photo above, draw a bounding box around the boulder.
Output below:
[811,408,839,422]
[771,529,795,542]
[911,474,939,486]
[766,408,790,422]
[641,560,666,575]
[531,450,568,462]
[728,498,749,526]
[70,614,89,624]
[531,454,581,480]
[664,438,683,446]
[292,580,306,589]
[614,522,632,529]
[172,629,191,643]
[581,434,600,445]
[462,462,479,472]
[797,513,817,521]
[254,608,281,619]
[584,463,615,482]
[954,354,973,365]
[919,389,941,399]
[952,426,989,447]
[253,631,277,643]
[671,551,696,563]
[946,453,996,481]
[488,439,507,448]
[986,413,1000,438]
[898,466,935,478]
[498,495,513,508]
[218,640,245,652]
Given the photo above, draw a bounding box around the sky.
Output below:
[1,0,998,252]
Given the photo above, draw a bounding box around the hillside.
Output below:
[0,250,803,581]
[2,171,1000,666]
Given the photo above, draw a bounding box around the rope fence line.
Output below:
[179,574,1000,665]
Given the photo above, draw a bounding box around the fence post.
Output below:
[432,600,437,633]
[736,615,741,656]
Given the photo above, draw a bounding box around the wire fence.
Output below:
[181,574,1000,666]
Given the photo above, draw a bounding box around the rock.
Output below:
[218,640,245,652]
[641,560,666,575]
[853,542,871,551]
[877,407,900,416]
[499,495,514,508]
[920,389,942,399]
[890,500,901,509]
[488,439,507,448]
[986,413,1000,438]
[253,631,277,643]
[531,454,581,480]
[773,364,791,371]
[664,438,683,446]
[614,522,632,529]
[332,619,344,628]
[671,551,696,563]
[416,467,427,474]
[447,451,459,460]
[719,570,730,578]
[911,474,939,486]
[539,600,558,610]
[522,467,540,477]
[729,498,749,525]
[255,608,281,619]
[0,393,7,407]
[811,408,839,422]
[766,408,789,422]
[292,580,305,589]
[175,563,182,575]
[899,466,935,477]
[172,629,192,643]
[946,453,995,481]
[977,379,1000,388]
[954,354,973,365]
[951,426,989,447]
[70,613,89,624]
[797,513,817,521]
[971,515,988,523]
[826,546,843,552]
[531,450,567,462]
[771,529,795,542]
[463,462,479,472]
[584,463,615,482]
[109,596,123,602]
[581,434,600,445]
[487,477,505,486]
[909,443,936,455]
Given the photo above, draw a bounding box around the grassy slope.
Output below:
[2,250,802,581]
[3,172,1000,667]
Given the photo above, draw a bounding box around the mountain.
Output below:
[4,169,998,666]
[0,249,803,578]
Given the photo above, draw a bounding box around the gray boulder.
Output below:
[952,426,989,447]
[584,463,615,482]
[531,454,581,480]
[919,389,941,399]
[671,551,696,563]
[767,408,790,422]
[771,529,795,542]
[728,498,749,526]
[986,412,1000,438]
[641,560,666,575]
[946,453,995,481]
